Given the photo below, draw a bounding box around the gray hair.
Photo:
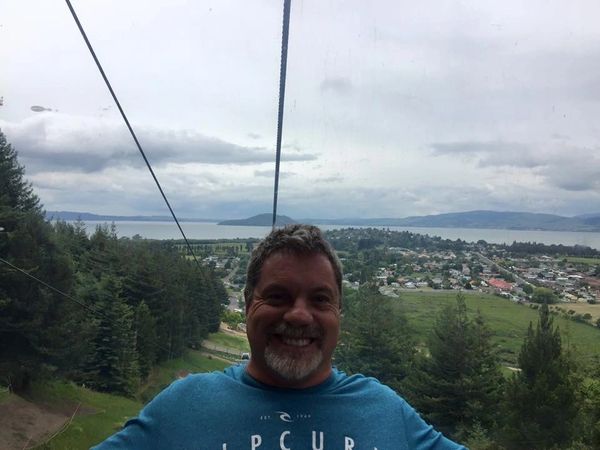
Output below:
[243,224,343,308]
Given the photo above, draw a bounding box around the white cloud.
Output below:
[2,0,600,218]
[0,115,317,174]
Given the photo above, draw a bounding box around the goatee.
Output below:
[264,322,324,382]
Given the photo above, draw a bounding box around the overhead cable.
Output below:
[64,0,202,269]
[0,255,107,319]
[0,255,222,371]
[271,0,292,229]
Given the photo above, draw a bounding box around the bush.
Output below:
[532,287,558,304]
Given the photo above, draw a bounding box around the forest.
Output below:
[0,130,226,396]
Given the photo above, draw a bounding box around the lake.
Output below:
[74,221,600,250]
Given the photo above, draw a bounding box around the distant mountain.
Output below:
[574,212,600,219]
[218,214,297,227]
[574,212,600,227]
[394,210,587,230]
[46,210,600,232]
[304,210,600,232]
[45,211,218,223]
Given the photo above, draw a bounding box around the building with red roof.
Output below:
[487,277,514,291]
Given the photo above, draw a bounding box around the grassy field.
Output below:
[29,381,142,450]
[552,302,600,322]
[206,330,250,352]
[393,291,600,366]
[137,350,229,403]
[566,256,600,265]
[36,351,229,449]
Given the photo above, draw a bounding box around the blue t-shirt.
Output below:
[93,364,466,450]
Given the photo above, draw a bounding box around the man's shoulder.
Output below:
[330,369,406,401]
[150,364,245,404]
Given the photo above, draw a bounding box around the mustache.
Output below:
[269,322,324,339]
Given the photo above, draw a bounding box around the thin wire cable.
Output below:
[0,255,107,319]
[64,0,202,269]
[0,256,223,371]
[271,0,292,229]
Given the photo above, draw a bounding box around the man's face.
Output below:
[245,251,341,389]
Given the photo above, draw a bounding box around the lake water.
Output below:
[75,221,600,250]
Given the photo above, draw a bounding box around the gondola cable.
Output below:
[1,0,295,374]
[64,0,202,270]
[0,255,108,319]
[271,0,292,229]
[0,255,224,371]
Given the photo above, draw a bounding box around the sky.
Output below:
[1,0,600,220]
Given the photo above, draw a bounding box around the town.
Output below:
[191,227,600,328]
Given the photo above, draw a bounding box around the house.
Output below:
[487,278,514,291]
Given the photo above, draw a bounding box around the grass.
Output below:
[29,381,142,450]
[137,350,229,403]
[0,386,10,404]
[35,351,228,449]
[552,302,600,322]
[566,257,600,265]
[393,290,600,367]
[206,330,250,352]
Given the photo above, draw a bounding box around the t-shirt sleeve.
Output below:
[400,399,468,450]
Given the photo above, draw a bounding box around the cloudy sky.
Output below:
[2,0,600,219]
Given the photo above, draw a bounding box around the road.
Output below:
[474,252,532,286]
[222,259,243,311]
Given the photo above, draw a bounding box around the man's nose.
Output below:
[283,296,313,325]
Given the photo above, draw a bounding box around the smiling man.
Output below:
[94,225,465,449]
[245,241,341,389]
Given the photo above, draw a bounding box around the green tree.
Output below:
[501,303,579,449]
[404,294,504,438]
[336,285,415,392]
[578,378,600,449]
[532,287,558,304]
[0,130,74,392]
[135,301,157,379]
[222,310,244,330]
[83,276,139,395]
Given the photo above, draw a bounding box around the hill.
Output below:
[392,290,600,366]
[1,350,229,450]
[575,212,600,227]
[308,210,600,232]
[218,213,296,226]
[45,210,600,232]
[45,211,218,223]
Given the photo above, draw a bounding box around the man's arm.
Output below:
[400,399,467,450]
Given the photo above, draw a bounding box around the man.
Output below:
[95,225,465,449]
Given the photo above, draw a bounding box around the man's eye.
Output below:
[266,293,287,303]
[313,295,331,304]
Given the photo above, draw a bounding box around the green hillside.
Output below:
[16,352,229,450]
[394,291,600,366]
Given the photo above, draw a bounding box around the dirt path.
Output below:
[198,351,234,364]
[0,395,68,450]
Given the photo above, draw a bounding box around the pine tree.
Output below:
[0,130,73,391]
[580,377,600,449]
[502,302,579,449]
[404,294,504,438]
[336,284,415,392]
[84,276,139,395]
[135,301,157,379]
